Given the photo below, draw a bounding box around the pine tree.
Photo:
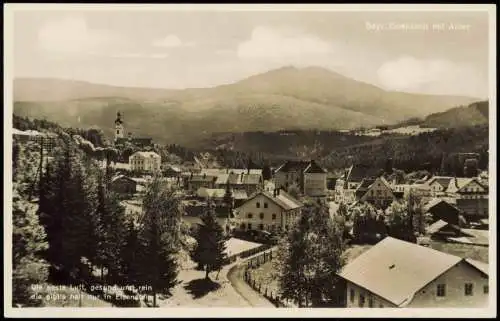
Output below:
[190,203,227,280]
[12,184,49,307]
[137,175,182,307]
[59,146,99,280]
[95,173,127,283]
[38,142,71,280]
[121,219,141,287]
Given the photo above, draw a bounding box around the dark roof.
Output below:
[346,164,375,183]
[275,160,310,173]
[303,160,327,174]
[276,160,326,174]
[355,178,376,198]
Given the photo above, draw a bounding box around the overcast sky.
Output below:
[11,8,490,98]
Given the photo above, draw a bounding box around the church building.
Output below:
[113,111,153,148]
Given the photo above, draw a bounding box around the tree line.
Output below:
[12,134,184,307]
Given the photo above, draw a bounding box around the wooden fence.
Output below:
[241,248,295,308]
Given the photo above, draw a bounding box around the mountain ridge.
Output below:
[13,66,480,144]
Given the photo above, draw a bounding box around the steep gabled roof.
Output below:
[465,258,489,276]
[423,198,459,214]
[355,178,376,197]
[338,237,463,307]
[346,164,374,183]
[303,160,327,174]
[427,176,454,189]
[235,190,303,211]
[275,160,310,173]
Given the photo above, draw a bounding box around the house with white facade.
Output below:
[355,176,396,210]
[339,237,489,308]
[233,189,303,233]
[129,151,161,173]
[446,177,489,221]
[426,176,454,197]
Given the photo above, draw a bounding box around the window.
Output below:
[484,285,489,294]
[259,224,264,230]
[240,223,246,230]
[264,202,268,208]
[465,283,473,296]
[437,284,446,297]
[247,213,253,219]
[248,223,252,230]
[368,297,374,308]
[256,202,260,208]
[359,294,365,307]
[272,213,277,220]
[259,213,264,220]
[116,130,119,134]
[350,289,355,302]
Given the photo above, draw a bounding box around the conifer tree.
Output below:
[12,184,49,307]
[191,203,227,280]
[95,173,127,283]
[137,175,182,307]
[121,219,141,287]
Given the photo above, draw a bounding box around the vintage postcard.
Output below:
[4,3,496,318]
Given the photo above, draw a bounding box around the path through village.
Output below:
[157,250,276,307]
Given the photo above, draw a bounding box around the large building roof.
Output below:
[275,160,311,173]
[236,189,303,211]
[275,160,326,175]
[131,151,161,158]
[338,237,487,307]
[344,163,377,184]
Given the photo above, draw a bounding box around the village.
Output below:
[47,111,488,308]
[12,112,490,309]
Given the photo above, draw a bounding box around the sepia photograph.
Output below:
[3,3,496,318]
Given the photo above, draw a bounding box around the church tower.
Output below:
[114,111,125,142]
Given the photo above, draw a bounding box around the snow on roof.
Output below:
[132,151,161,158]
[338,236,463,306]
